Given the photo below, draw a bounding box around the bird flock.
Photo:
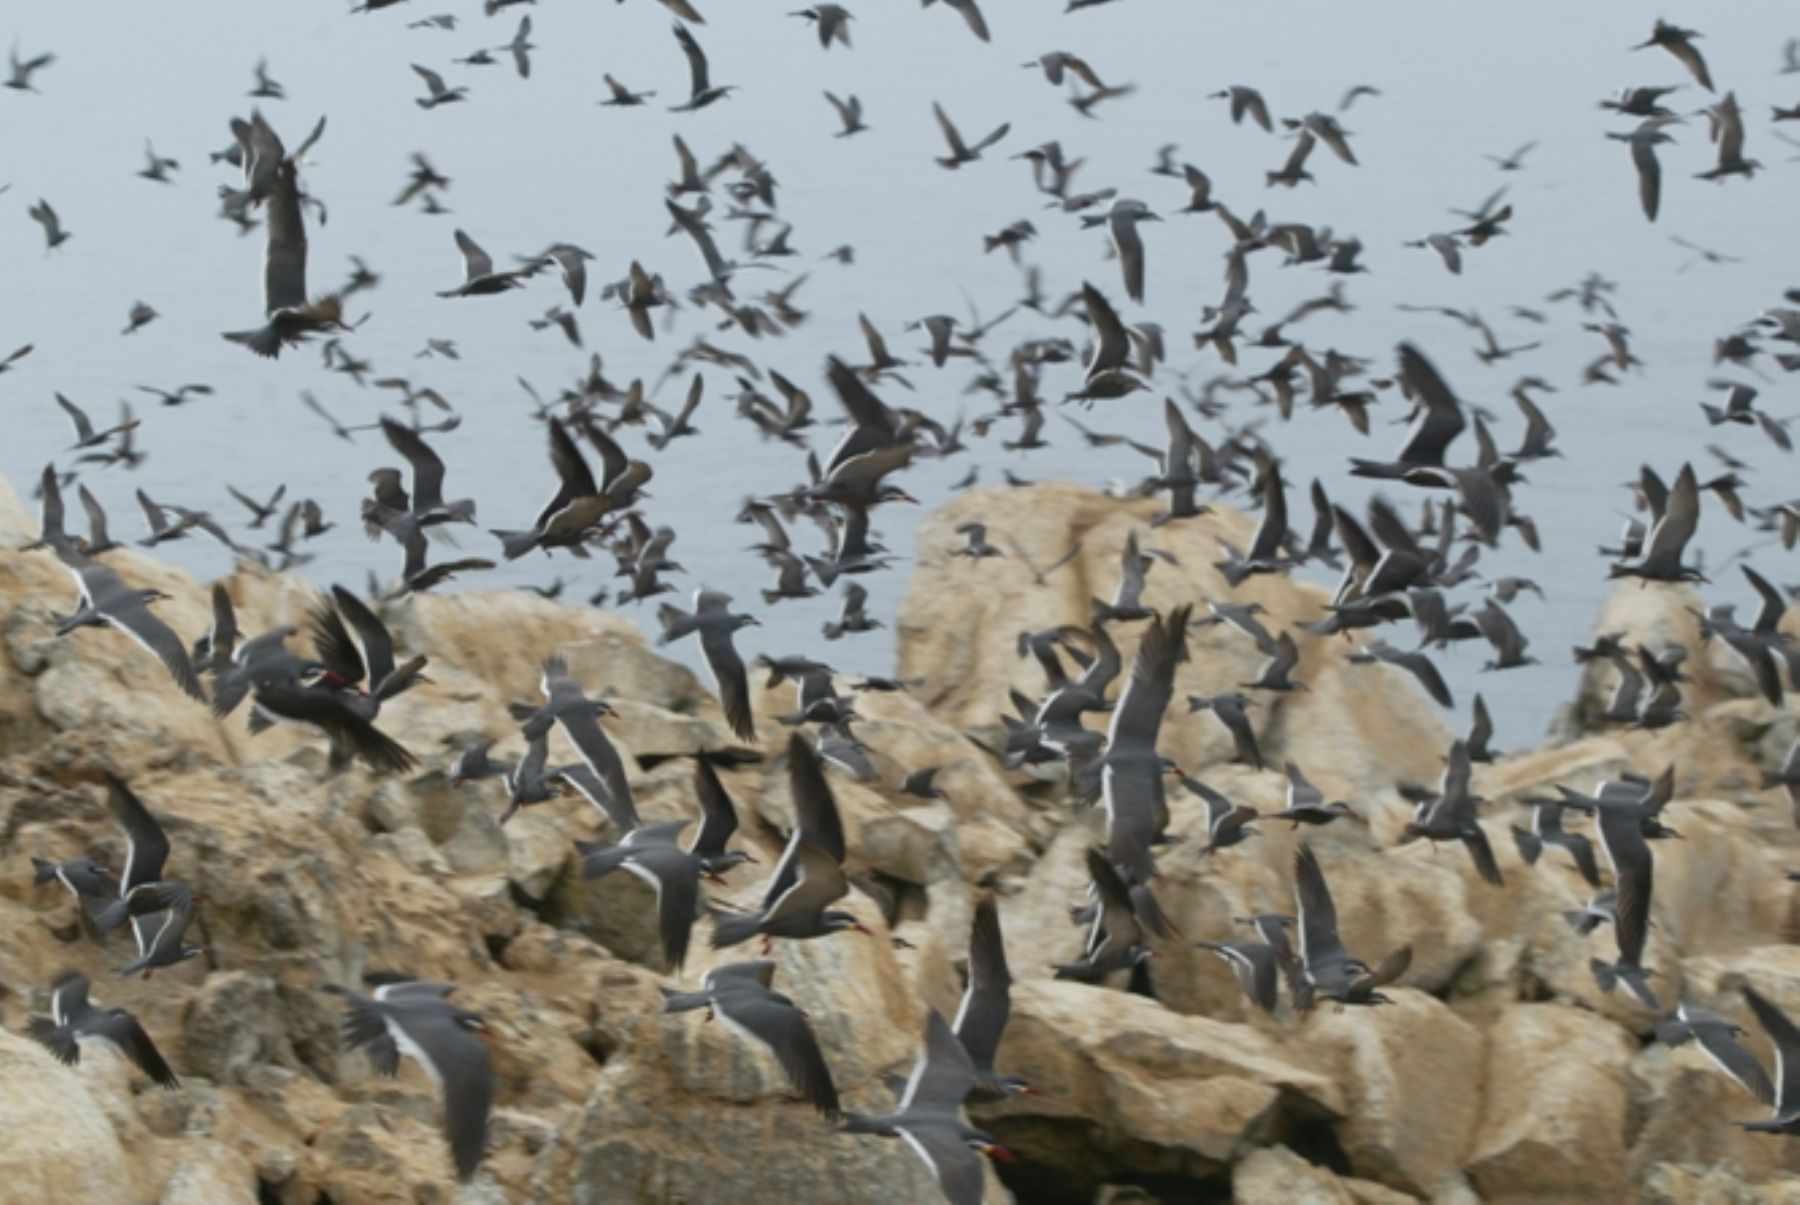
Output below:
[12,3,1800,1198]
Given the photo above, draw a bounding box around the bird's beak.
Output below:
[1020,1085,1044,1098]
[852,922,874,936]
[980,1143,1017,1163]
[705,873,729,886]
[741,853,761,864]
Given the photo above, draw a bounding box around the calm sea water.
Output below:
[2,2,1796,740]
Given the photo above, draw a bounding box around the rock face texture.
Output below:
[5,477,1800,1203]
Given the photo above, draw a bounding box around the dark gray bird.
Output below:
[1609,117,1680,223]
[1350,640,1453,708]
[115,880,203,978]
[438,230,528,297]
[26,971,178,1088]
[6,43,55,92]
[924,0,990,44]
[955,896,1030,1100]
[1656,1000,1774,1107]
[601,73,655,106]
[951,522,1003,559]
[1611,463,1703,583]
[932,101,1009,169]
[1511,798,1601,887]
[30,853,119,936]
[793,5,853,48]
[1215,449,1289,585]
[1271,763,1353,828]
[411,63,467,108]
[670,23,735,112]
[1557,789,1660,1009]
[1186,691,1262,770]
[711,735,868,950]
[839,1009,1014,1205]
[579,822,713,974]
[1195,937,1282,1014]
[28,198,70,248]
[1211,85,1272,131]
[223,122,344,358]
[1096,606,1189,882]
[1188,778,1259,855]
[657,589,759,742]
[1291,843,1411,1009]
[54,555,205,701]
[1737,989,1800,1133]
[1351,344,1466,480]
[375,418,477,528]
[328,976,494,1182]
[1398,740,1503,886]
[1634,19,1712,91]
[662,960,840,1116]
[1054,848,1154,982]
[824,90,867,136]
[307,583,430,747]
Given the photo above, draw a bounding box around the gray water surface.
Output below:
[2,2,1796,743]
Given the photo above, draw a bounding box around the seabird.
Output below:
[711,735,869,950]
[662,961,840,1116]
[1195,937,1282,1014]
[54,555,205,701]
[1657,1000,1775,1107]
[1053,847,1154,982]
[931,101,1009,169]
[841,1009,1014,1204]
[1291,843,1411,1009]
[954,897,1030,1100]
[411,63,467,108]
[26,971,179,1088]
[1095,606,1189,882]
[438,230,528,297]
[328,976,494,1182]
[657,589,758,742]
[1271,763,1353,828]
[1556,787,1660,1008]
[1398,740,1503,886]
[1634,20,1712,91]
[669,23,735,112]
[1185,692,1262,770]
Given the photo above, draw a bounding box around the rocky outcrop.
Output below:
[5,477,1800,1202]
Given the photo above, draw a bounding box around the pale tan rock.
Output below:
[1233,1146,1358,1203]
[1464,1004,1633,1201]
[0,1029,134,1201]
[979,979,1342,1190]
[1302,990,1483,1194]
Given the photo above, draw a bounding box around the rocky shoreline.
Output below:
[4,475,1800,1203]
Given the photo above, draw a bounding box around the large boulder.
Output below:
[1464,1004,1634,1201]
[0,1028,134,1201]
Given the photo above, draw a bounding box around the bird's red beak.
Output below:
[982,1143,1016,1163]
